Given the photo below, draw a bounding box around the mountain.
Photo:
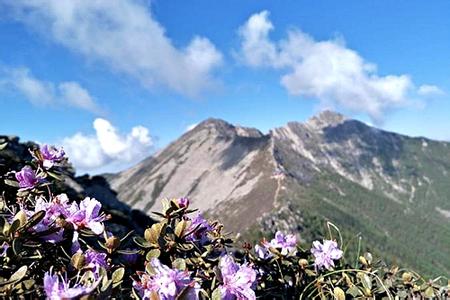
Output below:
[108,111,450,276]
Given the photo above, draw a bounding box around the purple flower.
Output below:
[219,255,257,300]
[83,249,108,279]
[66,197,106,235]
[40,144,65,169]
[177,197,189,208]
[85,249,108,268]
[133,258,193,300]
[311,240,343,270]
[268,231,297,255]
[0,242,9,257]
[258,231,297,256]
[44,268,95,299]
[25,194,71,243]
[15,166,39,189]
[185,214,213,244]
[254,244,272,260]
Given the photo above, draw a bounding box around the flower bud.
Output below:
[56,217,68,229]
[359,256,368,266]
[71,252,86,270]
[333,287,346,300]
[298,259,308,269]
[106,236,121,252]
[177,197,189,208]
[402,272,413,283]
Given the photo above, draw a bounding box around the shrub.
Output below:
[0,143,448,299]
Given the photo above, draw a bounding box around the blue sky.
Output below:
[0,0,449,173]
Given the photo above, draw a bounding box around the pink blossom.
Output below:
[133,258,193,300]
[311,240,343,270]
[40,144,65,169]
[219,255,257,300]
[44,268,95,299]
[66,197,106,235]
[266,231,297,255]
[15,166,39,189]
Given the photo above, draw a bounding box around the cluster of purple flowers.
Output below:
[255,231,297,259]
[310,239,343,270]
[175,197,214,244]
[43,268,96,299]
[40,144,65,169]
[133,258,194,300]
[14,144,65,190]
[185,214,213,244]
[21,193,106,250]
[42,249,107,298]
[219,255,257,300]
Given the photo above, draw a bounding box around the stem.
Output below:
[355,236,362,268]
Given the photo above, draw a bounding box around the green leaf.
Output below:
[101,279,112,293]
[424,287,435,297]
[117,249,140,255]
[175,220,188,238]
[347,286,362,297]
[211,287,221,300]
[12,239,22,255]
[9,266,27,282]
[172,258,186,271]
[144,223,163,244]
[358,272,372,291]
[4,179,19,187]
[13,210,27,227]
[133,236,152,248]
[46,171,64,181]
[8,219,21,235]
[146,249,161,261]
[145,262,156,275]
[112,268,125,283]
[20,210,45,231]
[333,287,346,300]
[22,279,35,290]
[120,230,135,242]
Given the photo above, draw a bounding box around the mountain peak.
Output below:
[198,118,231,127]
[306,110,346,129]
[195,118,264,138]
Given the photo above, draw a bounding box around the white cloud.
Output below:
[59,82,99,112]
[5,67,54,105]
[237,11,439,122]
[62,118,153,173]
[237,11,277,67]
[4,0,223,97]
[417,84,444,96]
[1,67,100,113]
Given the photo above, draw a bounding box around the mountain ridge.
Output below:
[108,110,450,276]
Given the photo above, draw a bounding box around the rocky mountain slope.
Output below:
[108,111,450,276]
